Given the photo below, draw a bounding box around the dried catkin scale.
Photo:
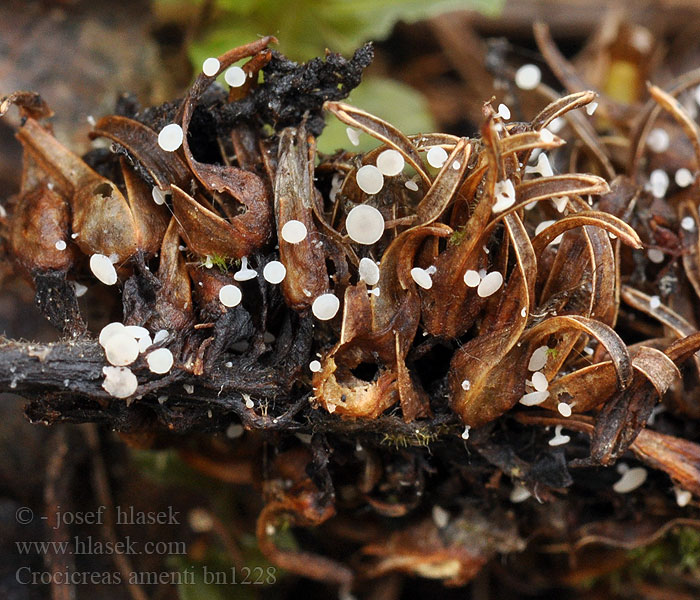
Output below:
[274,125,329,310]
[16,118,139,262]
[9,184,75,273]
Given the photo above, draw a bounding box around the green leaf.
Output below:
[177,0,504,63]
[318,76,435,154]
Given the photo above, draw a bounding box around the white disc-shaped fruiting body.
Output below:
[263,261,286,284]
[515,64,541,90]
[224,66,246,87]
[426,146,448,168]
[147,348,174,374]
[376,149,404,176]
[358,257,380,286]
[90,254,118,285]
[219,284,242,308]
[202,57,220,76]
[102,366,138,398]
[104,333,139,366]
[312,293,340,320]
[281,220,307,244]
[356,165,384,195]
[346,205,385,245]
[157,123,184,152]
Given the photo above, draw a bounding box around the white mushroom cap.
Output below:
[157,123,184,152]
[346,205,385,245]
[312,293,340,320]
[219,285,242,308]
[515,64,541,90]
[147,348,174,374]
[426,146,448,168]
[99,322,126,347]
[104,333,140,366]
[358,257,380,285]
[376,149,405,176]
[224,66,246,87]
[90,254,118,286]
[102,366,138,398]
[281,220,307,244]
[202,57,220,76]
[263,261,286,284]
[356,165,384,195]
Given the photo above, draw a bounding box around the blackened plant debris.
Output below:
[3,28,700,599]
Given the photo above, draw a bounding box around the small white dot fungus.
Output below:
[73,282,88,297]
[346,127,360,146]
[531,371,549,392]
[515,64,541,90]
[647,128,670,153]
[153,329,169,344]
[104,333,139,366]
[526,153,554,177]
[233,256,257,281]
[585,101,598,116]
[676,168,695,188]
[539,128,555,144]
[463,269,481,287]
[557,402,572,417]
[90,254,118,285]
[281,220,308,244]
[549,425,570,447]
[410,267,433,289]
[519,390,549,406]
[263,261,286,284]
[102,366,138,398]
[226,424,244,439]
[202,57,220,76]
[376,149,405,176]
[99,322,126,347]
[497,103,511,120]
[309,360,322,373]
[681,215,696,231]
[492,179,516,213]
[528,346,549,371]
[55,240,66,251]
[312,293,340,320]
[151,186,168,205]
[461,425,471,440]
[647,248,665,264]
[613,467,647,493]
[649,295,661,309]
[157,123,184,152]
[224,66,246,87]
[510,485,532,503]
[219,284,242,308]
[356,165,384,195]
[477,271,503,297]
[553,195,569,212]
[426,146,448,168]
[549,117,565,133]
[432,506,450,528]
[346,205,385,245]
[358,257,380,285]
[461,379,471,391]
[649,169,669,198]
[147,348,174,374]
[675,487,692,507]
[404,179,419,192]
